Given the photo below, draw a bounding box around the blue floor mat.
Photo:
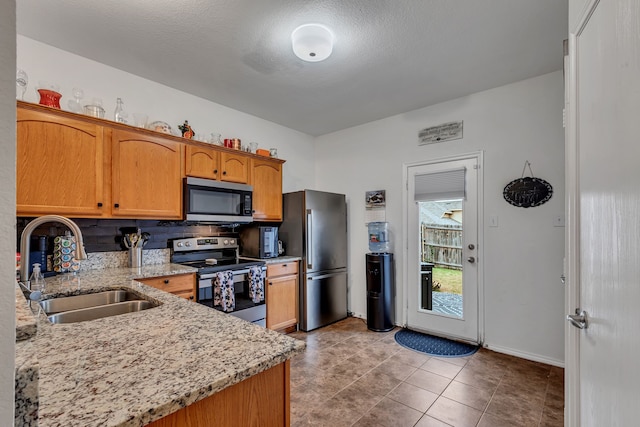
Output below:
[394,328,479,358]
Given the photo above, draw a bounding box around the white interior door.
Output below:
[566,0,640,425]
[405,155,480,343]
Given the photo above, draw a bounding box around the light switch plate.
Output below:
[489,215,498,227]
[554,215,565,227]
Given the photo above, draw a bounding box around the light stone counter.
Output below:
[16,285,38,341]
[15,264,305,427]
[15,339,39,426]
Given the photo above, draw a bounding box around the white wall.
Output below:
[315,72,566,365]
[16,36,316,193]
[1,1,16,423]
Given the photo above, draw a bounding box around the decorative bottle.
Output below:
[114,98,128,123]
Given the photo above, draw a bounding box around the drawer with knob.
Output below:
[138,273,196,300]
[267,262,298,278]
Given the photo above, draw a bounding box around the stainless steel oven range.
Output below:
[171,236,267,326]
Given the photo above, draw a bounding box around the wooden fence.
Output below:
[421,223,462,269]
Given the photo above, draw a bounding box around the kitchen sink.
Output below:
[40,290,144,314]
[39,290,160,324]
[46,300,157,324]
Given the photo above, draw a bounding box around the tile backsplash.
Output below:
[17,218,238,253]
[81,248,170,270]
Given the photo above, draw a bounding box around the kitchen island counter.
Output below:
[15,264,305,427]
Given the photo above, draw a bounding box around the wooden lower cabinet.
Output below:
[148,361,290,427]
[138,273,196,300]
[266,262,298,331]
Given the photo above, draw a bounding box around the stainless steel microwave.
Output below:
[184,177,253,223]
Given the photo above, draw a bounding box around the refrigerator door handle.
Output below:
[306,209,313,270]
[307,271,346,281]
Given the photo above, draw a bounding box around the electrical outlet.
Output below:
[554,215,565,227]
[489,215,499,227]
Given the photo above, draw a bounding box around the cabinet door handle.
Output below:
[223,171,227,175]
[189,295,194,300]
[163,279,169,284]
[269,281,273,286]
[213,169,218,174]
[97,202,103,207]
[114,203,119,208]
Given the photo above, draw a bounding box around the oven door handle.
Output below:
[199,266,266,279]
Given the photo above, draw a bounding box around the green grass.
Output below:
[432,267,462,295]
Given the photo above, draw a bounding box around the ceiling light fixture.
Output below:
[291,24,334,62]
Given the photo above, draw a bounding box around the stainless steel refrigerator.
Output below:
[279,190,348,331]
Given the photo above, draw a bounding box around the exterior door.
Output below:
[566,0,640,424]
[405,155,480,343]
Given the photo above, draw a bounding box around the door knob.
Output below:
[468,244,475,250]
[567,308,588,329]
[467,257,475,263]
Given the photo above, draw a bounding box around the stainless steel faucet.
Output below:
[19,215,88,283]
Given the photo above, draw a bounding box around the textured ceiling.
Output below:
[17,0,568,136]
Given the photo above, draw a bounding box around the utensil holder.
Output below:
[128,247,142,268]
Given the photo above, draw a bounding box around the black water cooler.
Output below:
[366,253,394,332]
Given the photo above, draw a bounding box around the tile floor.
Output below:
[288,317,564,427]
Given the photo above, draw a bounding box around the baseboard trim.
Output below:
[350,312,366,320]
[483,343,564,368]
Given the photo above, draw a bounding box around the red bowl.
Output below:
[37,89,62,109]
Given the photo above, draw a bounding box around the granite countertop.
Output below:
[239,255,302,265]
[15,264,305,427]
[16,285,38,341]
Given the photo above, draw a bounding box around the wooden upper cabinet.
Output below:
[111,129,183,219]
[16,103,287,222]
[219,152,250,184]
[185,144,220,180]
[251,158,283,221]
[17,108,107,217]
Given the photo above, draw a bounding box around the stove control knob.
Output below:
[176,242,183,247]
[185,242,192,247]
[223,239,229,245]
[229,239,236,245]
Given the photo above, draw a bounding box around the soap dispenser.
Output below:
[29,263,45,294]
